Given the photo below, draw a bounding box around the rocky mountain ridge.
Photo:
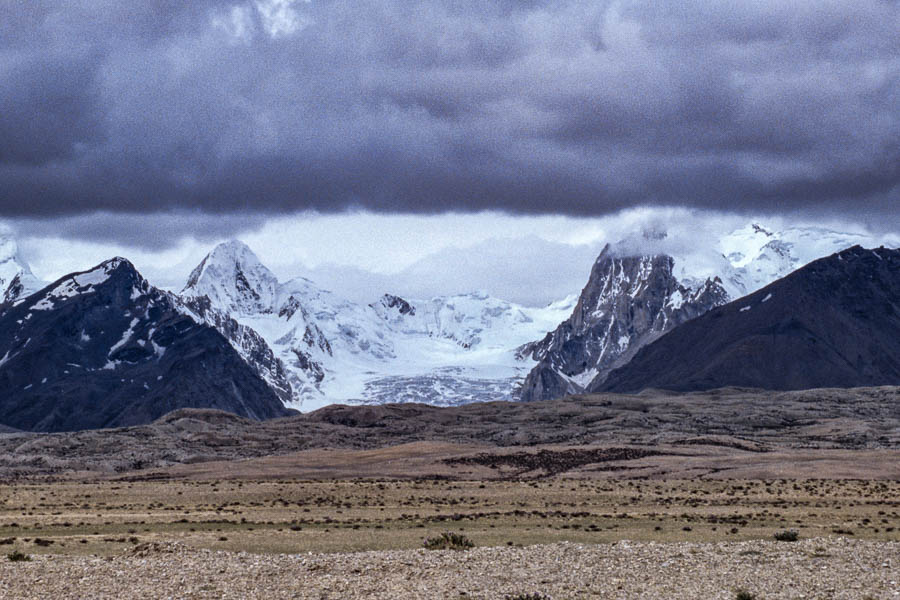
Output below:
[599,246,900,393]
[517,246,730,401]
[514,223,897,402]
[0,257,290,432]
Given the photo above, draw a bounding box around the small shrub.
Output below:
[506,594,550,600]
[734,589,757,600]
[773,529,799,542]
[422,532,474,551]
[7,550,31,562]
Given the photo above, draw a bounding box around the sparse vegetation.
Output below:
[0,477,897,596]
[0,477,897,558]
[423,532,474,551]
[773,529,799,542]
[7,550,31,562]
[735,589,758,600]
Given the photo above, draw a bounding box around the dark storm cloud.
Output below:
[12,211,270,250]
[1,0,898,224]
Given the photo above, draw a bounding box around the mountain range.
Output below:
[1,222,898,431]
[179,239,574,410]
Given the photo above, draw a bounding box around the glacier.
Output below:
[180,240,575,410]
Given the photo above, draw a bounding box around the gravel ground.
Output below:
[0,538,897,599]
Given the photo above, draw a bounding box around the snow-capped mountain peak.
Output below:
[716,222,895,296]
[23,257,149,312]
[181,240,280,315]
[0,229,44,303]
[0,256,288,432]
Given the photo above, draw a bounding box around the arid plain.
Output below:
[2,387,900,598]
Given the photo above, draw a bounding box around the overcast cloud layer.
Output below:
[10,208,895,307]
[2,0,898,229]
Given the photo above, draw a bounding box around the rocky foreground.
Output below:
[1,538,896,599]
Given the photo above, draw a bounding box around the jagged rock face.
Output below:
[599,246,900,393]
[0,258,289,432]
[3,273,28,304]
[371,294,416,316]
[180,296,294,406]
[518,246,729,402]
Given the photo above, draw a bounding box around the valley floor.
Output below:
[1,477,899,598]
[2,387,900,598]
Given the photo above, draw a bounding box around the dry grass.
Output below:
[1,477,898,557]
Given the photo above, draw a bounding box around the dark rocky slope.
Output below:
[599,246,900,393]
[0,258,290,432]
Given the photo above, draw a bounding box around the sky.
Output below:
[2,1,899,304]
